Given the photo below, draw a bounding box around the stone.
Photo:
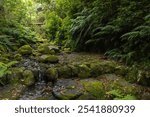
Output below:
[53,79,83,100]
[22,70,35,86]
[79,79,105,99]
[46,68,58,82]
[78,64,91,78]
[58,65,72,78]
[8,67,25,85]
[38,55,59,63]
[38,44,59,54]
[18,45,32,55]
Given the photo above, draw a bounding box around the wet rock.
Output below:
[20,81,54,100]
[46,68,58,82]
[53,79,83,100]
[38,55,59,63]
[22,70,35,86]
[18,45,32,55]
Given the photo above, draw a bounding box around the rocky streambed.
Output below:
[0,43,150,100]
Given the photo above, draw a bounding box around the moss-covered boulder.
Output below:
[22,70,35,86]
[78,64,91,78]
[79,79,105,99]
[58,65,72,78]
[63,48,71,54]
[46,68,58,82]
[53,79,83,100]
[18,45,32,55]
[38,55,59,63]
[68,65,79,77]
[38,44,59,54]
[8,67,25,85]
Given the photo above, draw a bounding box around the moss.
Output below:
[81,80,105,99]
[78,64,91,78]
[38,44,60,54]
[38,44,55,54]
[38,55,59,63]
[46,68,58,81]
[18,45,32,55]
[63,48,71,54]
[58,65,72,78]
[22,70,35,86]
[8,67,25,85]
[68,65,79,77]
[90,62,103,77]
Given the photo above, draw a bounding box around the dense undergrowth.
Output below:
[0,0,150,84]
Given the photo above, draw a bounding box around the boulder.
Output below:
[46,68,58,82]
[52,79,83,100]
[38,44,59,54]
[38,55,59,63]
[78,64,91,78]
[57,65,72,78]
[22,70,35,86]
[18,45,32,55]
[79,79,105,99]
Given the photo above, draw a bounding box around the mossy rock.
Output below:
[22,70,35,86]
[18,45,33,55]
[80,79,105,99]
[78,64,91,78]
[46,68,58,82]
[38,55,59,63]
[58,65,72,78]
[8,67,25,85]
[90,62,103,77]
[38,44,55,54]
[52,79,83,100]
[38,44,59,54]
[68,65,79,77]
[63,48,71,54]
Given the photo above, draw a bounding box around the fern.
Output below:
[0,61,18,85]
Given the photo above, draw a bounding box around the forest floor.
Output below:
[0,42,150,100]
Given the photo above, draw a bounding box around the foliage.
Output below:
[0,0,37,51]
[0,61,18,85]
[66,0,150,63]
